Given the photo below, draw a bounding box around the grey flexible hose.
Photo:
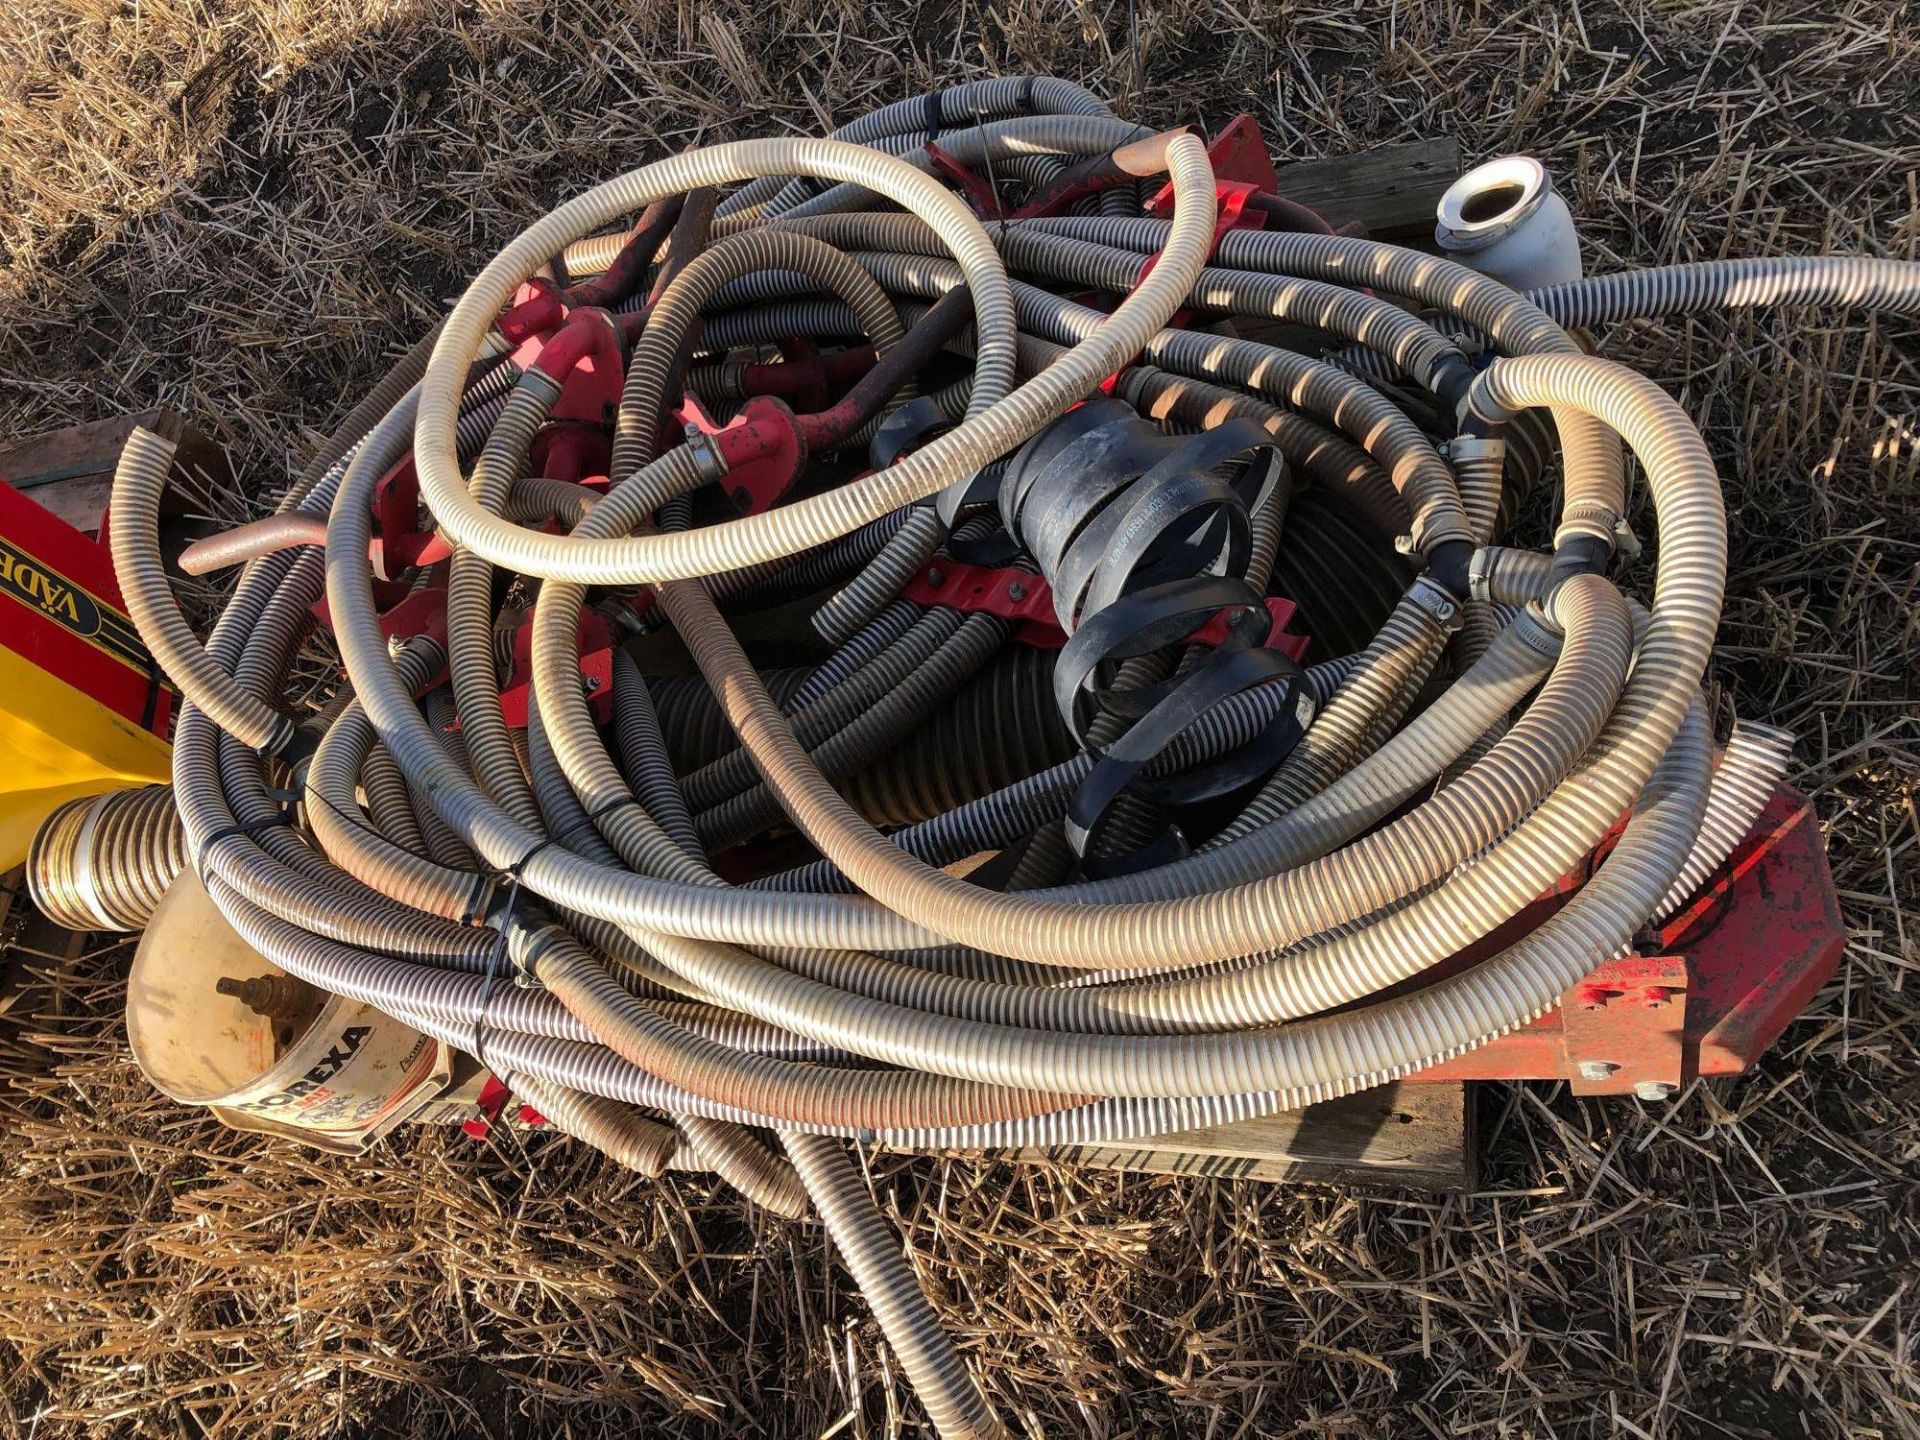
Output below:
[784,1133,1007,1440]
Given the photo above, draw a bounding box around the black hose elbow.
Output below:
[277,722,320,766]
[1455,408,1502,443]
[1547,533,1614,591]
[1432,357,1478,419]
[1425,537,1475,600]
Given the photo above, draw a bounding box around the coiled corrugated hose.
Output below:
[96,76,1906,1434]
[29,785,186,932]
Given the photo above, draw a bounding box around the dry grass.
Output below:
[1,1,1917,1436]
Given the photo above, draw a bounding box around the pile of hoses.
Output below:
[96,75,1907,1434]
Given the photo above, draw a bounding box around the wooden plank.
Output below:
[0,409,181,487]
[20,474,115,536]
[0,867,25,1020]
[423,1067,1473,1189]
[971,1081,1475,1191]
[0,408,232,534]
[1270,136,1460,240]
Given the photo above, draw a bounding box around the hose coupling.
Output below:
[1510,602,1567,658]
[498,915,572,988]
[1444,434,1507,466]
[1467,546,1499,602]
[274,719,318,764]
[1431,355,1479,416]
[681,423,729,484]
[1406,572,1466,633]
[1462,366,1521,428]
[1546,531,1615,591]
[1422,536,1476,602]
[1553,501,1621,555]
[517,367,564,409]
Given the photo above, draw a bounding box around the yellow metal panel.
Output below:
[0,644,171,868]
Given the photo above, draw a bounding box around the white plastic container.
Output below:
[126,867,452,1154]
[1435,155,1582,292]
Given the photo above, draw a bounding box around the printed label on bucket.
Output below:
[229,1012,446,1138]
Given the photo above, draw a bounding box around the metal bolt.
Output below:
[1577,1060,1619,1081]
[1634,1080,1676,1102]
[584,674,602,693]
[927,568,946,587]
[216,973,318,1024]
[1007,581,1027,601]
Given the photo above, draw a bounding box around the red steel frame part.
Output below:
[1408,788,1842,1096]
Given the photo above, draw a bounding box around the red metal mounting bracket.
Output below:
[1409,788,1844,1095]
[495,607,614,727]
[1148,114,1282,214]
[924,139,1004,217]
[1134,179,1266,292]
[1561,954,1690,1095]
[675,393,806,517]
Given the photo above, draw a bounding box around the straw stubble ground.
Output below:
[0,2,1915,1436]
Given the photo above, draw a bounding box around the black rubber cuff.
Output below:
[1432,357,1477,417]
[1547,533,1614,590]
[1425,538,1476,600]
[276,723,320,765]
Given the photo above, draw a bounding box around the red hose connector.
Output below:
[684,394,809,515]
[528,306,622,386]
[496,277,565,346]
[528,307,626,428]
[710,341,879,410]
[673,285,974,514]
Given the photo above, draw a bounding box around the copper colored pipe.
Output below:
[178,512,329,575]
[1008,126,1197,220]
[565,195,684,308]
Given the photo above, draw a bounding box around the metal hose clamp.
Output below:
[1468,547,1499,602]
[1406,573,1466,632]
[1511,602,1567,658]
[681,424,728,484]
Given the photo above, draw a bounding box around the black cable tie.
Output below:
[923,91,944,142]
[473,834,562,992]
[192,813,295,875]
[503,833,564,881]
[469,977,503,1081]
[586,795,642,825]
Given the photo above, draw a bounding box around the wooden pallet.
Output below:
[951,1082,1475,1191]
[0,408,231,537]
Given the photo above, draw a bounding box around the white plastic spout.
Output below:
[1435,155,1582,292]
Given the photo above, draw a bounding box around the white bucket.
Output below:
[126,867,452,1154]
